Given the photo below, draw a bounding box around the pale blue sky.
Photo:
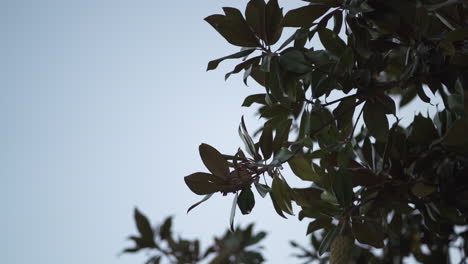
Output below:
[1,1,446,264]
[1,1,313,263]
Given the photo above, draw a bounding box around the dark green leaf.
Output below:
[318,28,346,57]
[376,94,396,115]
[272,118,292,153]
[412,183,436,198]
[288,155,320,182]
[207,48,256,71]
[352,220,384,248]
[237,187,256,214]
[271,173,294,215]
[307,218,332,235]
[246,0,267,42]
[260,124,273,160]
[159,217,172,240]
[184,172,224,195]
[363,100,389,141]
[205,8,260,47]
[279,49,313,74]
[225,55,262,80]
[242,93,267,107]
[265,0,283,45]
[134,208,155,242]
[199,143,230,178]
[332,170,354,208]
[282,5,329,28]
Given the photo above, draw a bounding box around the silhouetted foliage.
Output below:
[127,0,468,263]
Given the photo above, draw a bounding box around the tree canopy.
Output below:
[125,0,468,263]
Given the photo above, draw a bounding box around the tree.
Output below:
[125,0,468,263]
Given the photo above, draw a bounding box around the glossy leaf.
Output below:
[259,124,273,160]
[237,187,255,214]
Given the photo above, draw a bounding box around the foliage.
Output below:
[123,208,267,264]
[127,0,468,263]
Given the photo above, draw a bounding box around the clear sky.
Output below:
[1,1,444,264]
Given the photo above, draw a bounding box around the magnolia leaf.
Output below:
[237,187,255,214]
[199,143,230,178]
[207,48,256,71]
[319,27,346,57]
[230,192,238,231]
[363,101,389,142]
[184,172,224,195]
[306,218,332,235]
[352,220,384,248]
[288,155,320,182]
[282,4,329,28]
[412,183,436,198]
[187,194,214,213]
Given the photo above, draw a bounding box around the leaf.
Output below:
[259,124,273,160]
[265,0,283,45]
[412,183,436,198]
[332,10,343,34]
[237,187,256,214]
[352,220,384,248]
[205,8,260,47]
[134,208,155,242]
[239,116,259,159]
[318,28,346,57]
[288,155,321,182]
[207,48,256,71]
[242,93,267,107]
[199,143,230,178]
[441,117,468,156]
[363,100,389,142]
[416,84,431,103]
[303,0,340,7]
[254,182,270,198]
[247,231,267,246]
[246,0,267,42]
[279,49,313,74]
[184,172,224,195]
[307,218,332,235]
[376,94,396,115]
[225,55,262,80]
[332,170,354,208]
[159,217,172,240]
[318,224,340,256]
[271,173,294,215]
[272,118,292,153]
[282,4,329,28]
[230,192,238,231]
[269,192,287,218]
[187,194,214,213]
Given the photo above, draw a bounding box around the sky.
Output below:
[1,1,446,264]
